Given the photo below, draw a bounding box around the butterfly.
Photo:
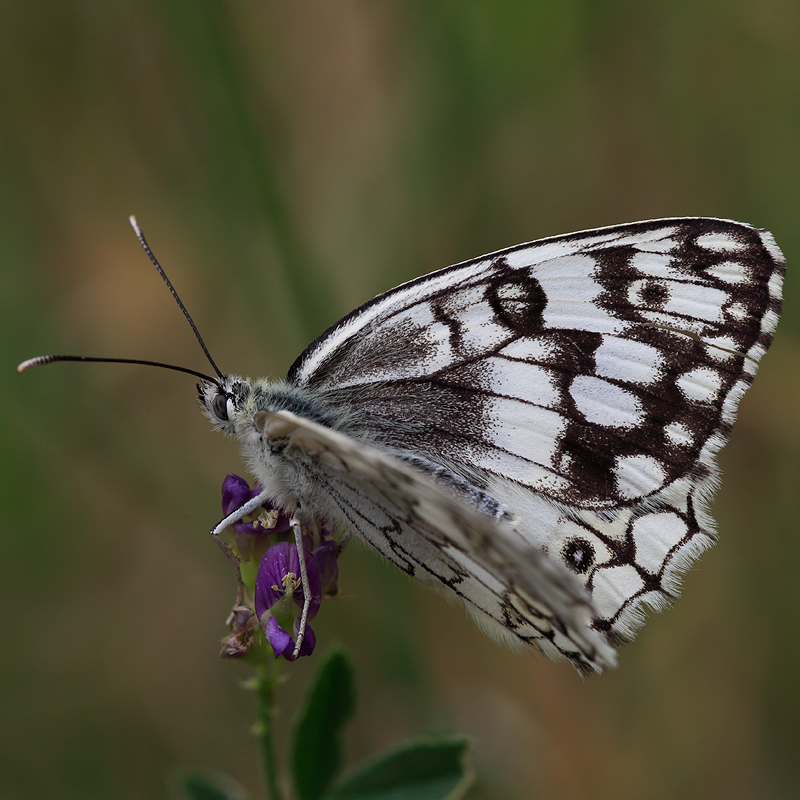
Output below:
[21,217,784,672]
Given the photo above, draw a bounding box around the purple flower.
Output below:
[255,542,322,660]
[219,476,342,662]
[313,538,340,597]
[221,474,290,560]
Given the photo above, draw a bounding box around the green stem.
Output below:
[254,659,284,800]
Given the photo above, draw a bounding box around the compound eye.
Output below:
[212,393,229,421]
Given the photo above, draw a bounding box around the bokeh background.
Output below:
[2,3,799,799]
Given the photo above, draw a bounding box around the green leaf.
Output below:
[291,647,357,800]
[326,737,473,800]
[171,769,249,800]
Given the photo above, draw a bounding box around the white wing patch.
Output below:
[569,376,644,429]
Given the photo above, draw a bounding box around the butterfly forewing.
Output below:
[281,218,783,661]
[290,219,781,504]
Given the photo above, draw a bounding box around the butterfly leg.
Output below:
[211,489,271,604]
[289,514,312,659]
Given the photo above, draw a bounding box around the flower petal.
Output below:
[255,542,293,617]
[313,539,339,596]
[264,615,294,659]
[254,542,323,620]
[221,474,254,516]
[292,619,316,658]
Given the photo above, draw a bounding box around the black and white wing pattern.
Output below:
[286,218,784,656]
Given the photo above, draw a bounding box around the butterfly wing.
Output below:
[286,218,784,647]
[291,218,782,507]
[261,409,618,672]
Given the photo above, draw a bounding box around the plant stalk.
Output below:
[254,659,284,800]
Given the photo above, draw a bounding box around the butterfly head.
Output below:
[199,376,358,502]
[198,376,298,452]
[198,375,252,435]
[198,376,326,508]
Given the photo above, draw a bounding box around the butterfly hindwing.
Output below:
[261,409,617,672]
[532,485,713,642]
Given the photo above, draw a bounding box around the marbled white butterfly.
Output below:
[22,217,784,673]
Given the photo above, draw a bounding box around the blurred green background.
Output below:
[2,2,798,799]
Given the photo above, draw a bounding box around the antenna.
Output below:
[17,354,216,382]
[128,216,223,379]
[17,217,224,384]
